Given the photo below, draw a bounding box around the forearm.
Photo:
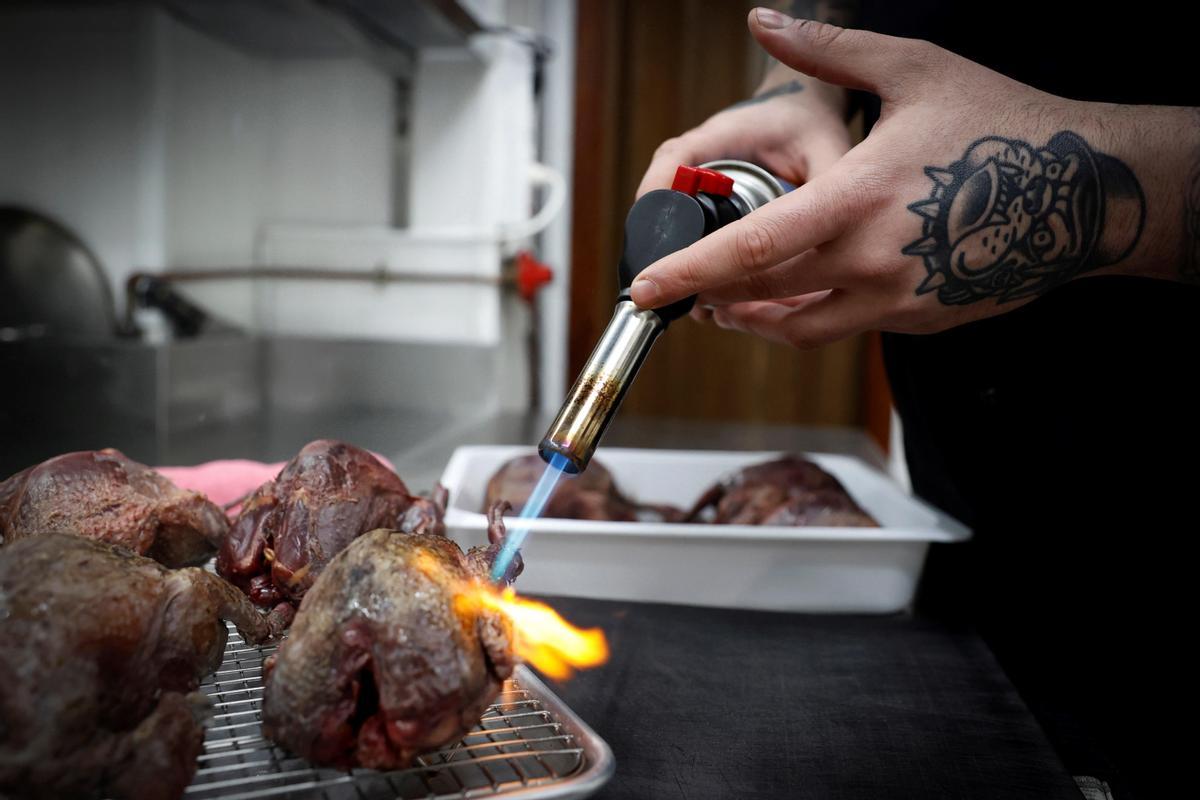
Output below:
[1060,102,1200,285]
[754,60,848,119]
[1041,101,1200,284]
[897,99,1200,306]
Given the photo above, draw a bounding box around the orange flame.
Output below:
[476,587,609,680]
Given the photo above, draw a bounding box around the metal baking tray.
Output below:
[186,623,614,800]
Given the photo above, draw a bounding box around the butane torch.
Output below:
[539,160,791,474]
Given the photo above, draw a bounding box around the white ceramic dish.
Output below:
[439,446,970,613]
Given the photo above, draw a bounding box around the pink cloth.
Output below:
[155,460,285,508]
[157,453,396,508]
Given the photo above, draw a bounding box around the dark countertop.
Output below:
[400,415,1080,796]
[541,596,1081,800]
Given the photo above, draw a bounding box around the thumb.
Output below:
[748,7,938,98]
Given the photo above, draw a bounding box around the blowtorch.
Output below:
[539,160,791,474]
[489,160,791,582]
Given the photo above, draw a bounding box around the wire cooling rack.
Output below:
[185,624,613,800]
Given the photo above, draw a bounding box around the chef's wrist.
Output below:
[1064,102,1200,284]
[755,62,848,118]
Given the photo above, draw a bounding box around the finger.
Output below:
[710,292,829,330]
[630,170,859,308]
[695,248,842,306]
[710,291,825,326]
[712,290,872,349]
[748,8,941,99]
[637,125,749,198]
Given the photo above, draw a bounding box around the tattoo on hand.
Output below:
[728,80,804,111]
[1183,156,1200,282]
[903,132,1146,305]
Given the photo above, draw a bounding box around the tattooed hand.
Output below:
[630,8,1196,347]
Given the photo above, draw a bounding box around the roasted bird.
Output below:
[261,503,521,769]
[0,449,227,567]
[0,534,282,800]
[217,439,444,626]
[484,453,683,522]
[688,455,878,527]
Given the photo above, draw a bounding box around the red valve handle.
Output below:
[516,251,553,303]
[671,165,734,197]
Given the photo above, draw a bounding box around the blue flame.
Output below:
[490,452,572,582]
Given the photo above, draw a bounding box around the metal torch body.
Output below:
[539,161,791,473]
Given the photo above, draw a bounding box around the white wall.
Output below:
[1,2,394,326]
[408,37,533,236]
[0,4,163,302]
[1,0,568,415]
[158,9,394,325]
[533,0,577,409]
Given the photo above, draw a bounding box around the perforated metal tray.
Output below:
[186,624,614,800]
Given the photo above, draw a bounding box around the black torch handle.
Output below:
[537,163,778,474]
[615,188,743,324]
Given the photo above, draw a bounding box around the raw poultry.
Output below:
[217,439,446,626]
[0,449,228,568]
[261,502,521,769]
[0,534,282,800]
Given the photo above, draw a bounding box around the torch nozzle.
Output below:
[538,301,664,473]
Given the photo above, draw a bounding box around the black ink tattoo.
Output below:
[1183,156,1200,282]
[903,132,1146,305]
[727,80,804,110]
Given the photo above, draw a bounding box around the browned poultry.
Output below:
[484,453,683,522]
[216,439,445,627]
[0,449,228,567]
[260,503,521,769]
[687,455,878,527]
[0,534,282,800]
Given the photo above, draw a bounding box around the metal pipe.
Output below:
[122,260,547,412]
[122,265,514,339]
[137,266,506,286]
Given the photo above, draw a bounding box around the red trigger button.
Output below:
[671,165,734,198]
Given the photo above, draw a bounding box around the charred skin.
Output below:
[0,449,227,567]
[261,521,517,770]
[217,440,445,618]
[484,454,684,522]
[0,534,281,800]
[687,456,878,527]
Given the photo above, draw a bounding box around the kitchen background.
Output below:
[4,5,1129,798]
[0,0,894,481]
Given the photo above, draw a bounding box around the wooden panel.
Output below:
[862,331,893,452]
[569,0,870,427]
[567,0,623,381]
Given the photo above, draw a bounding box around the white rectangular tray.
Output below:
[439,446,970,613]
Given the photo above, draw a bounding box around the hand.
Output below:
[637,55,852,200]
[630,8,1159,348]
